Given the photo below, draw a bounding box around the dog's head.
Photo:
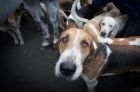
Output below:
[55,28,112,80]
[99,14,128,38]
[55,28,94,80]
[99,16,117,38]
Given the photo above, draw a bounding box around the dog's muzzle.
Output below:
[55,49,82,81]
[101,31,106,37]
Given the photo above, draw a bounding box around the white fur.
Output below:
[92,42,97,51]
[77,2,82,9]
[129,38,140,46]
[99,16,117,38]
[103,44,112,62]
[82,74,97,92]
[119,38,125,41]
[98,37,113,44]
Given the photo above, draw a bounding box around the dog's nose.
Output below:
[60,62,76,76]
[101,32,106,37]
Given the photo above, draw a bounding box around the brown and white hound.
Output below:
[55,28,140,92]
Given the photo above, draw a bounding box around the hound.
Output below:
[55,28,140,92]
[99,14,128,38]
[0,10,24,45]
[83,22,140,46]
[71,0,128,38]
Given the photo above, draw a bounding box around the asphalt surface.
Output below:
[0,16,140,92]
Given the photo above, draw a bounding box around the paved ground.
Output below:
[0,17,140,92]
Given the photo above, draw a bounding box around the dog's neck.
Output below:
[82,42,140,79]
[103,44,140,73]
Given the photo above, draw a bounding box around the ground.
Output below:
[0,16,140,92]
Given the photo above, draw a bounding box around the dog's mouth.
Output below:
[57,73,74,81]
[55,49,83,81]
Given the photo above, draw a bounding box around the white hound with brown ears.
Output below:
[83,22,140,46]
[55,28,140,92]
[99,14,128,38]
[71,0,128,38]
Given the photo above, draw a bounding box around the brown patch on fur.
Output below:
[83,23,100,41]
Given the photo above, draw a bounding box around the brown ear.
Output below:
[118,14,128,23]
[116,14,128,31]
[83,43,112,79]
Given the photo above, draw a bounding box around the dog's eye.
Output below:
[109,25,113,28]
[62,36,68,44]
[81,40,89,48]
[101,23,105,25]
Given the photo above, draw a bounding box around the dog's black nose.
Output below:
[60,62,76,76]
[101,32,106,37]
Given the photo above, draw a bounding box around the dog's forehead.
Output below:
[61,28,92,40]
[102,16,116,24]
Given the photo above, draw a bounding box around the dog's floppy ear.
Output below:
[83,43,112,78]
[109,14,128,38]
[85,42,109,64]
[118,14,128,23]
[117,14,128,30]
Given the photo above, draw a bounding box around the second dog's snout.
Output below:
[101,32,106,37]
[60,62,76,76]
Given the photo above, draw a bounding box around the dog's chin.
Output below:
[57,73,80,81]
[101,35,108,38]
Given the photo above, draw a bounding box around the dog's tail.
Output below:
[71,0,90,23]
